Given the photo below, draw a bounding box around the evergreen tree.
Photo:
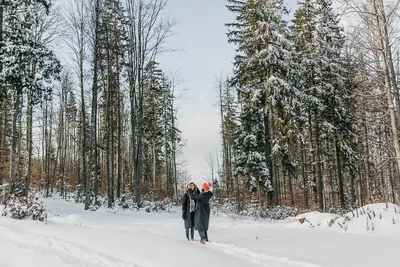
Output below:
[233,92,272,193]
[311,0,357,209]
[290,0,318,208]
[0,0,61,193]
[162,78,182,197]
[227,0,300,202]
[143,61,166,193]
[220,80,238,197]
[290,0,358,209]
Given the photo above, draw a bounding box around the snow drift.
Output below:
[295,203,400,233]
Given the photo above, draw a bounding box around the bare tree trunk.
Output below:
[42,101,50,197]
[58,78,67,198]
[9,89,21,194]
[24,88,33,195]
[79,0,87,202]
[300,140,309,208]
[349,162,357,208]
[269,109,279,206]
[389,160,396,203]
[288,169,294,206]
[88,0,101,210]
[63,91,68,199]
[0,96,5,184]
[335,137,345,208]
[49,102,54,195]
[218,79,229,196]
[308,114,318,206]
[0,5,4,171]
[0,3,3,82]
[151,140,156,194]
[16,94,23,186]
[117,65,122,200]
[315,115,324,210]
[164,98,169,195]
[106,81,112,208]
[171,98,178,198]
[105,26,113,208]
[135,0,144,207]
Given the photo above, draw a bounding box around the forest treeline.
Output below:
[0,0,399,212]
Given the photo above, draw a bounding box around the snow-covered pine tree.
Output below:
[341,55,358,209]
[220,79,238,198]
[226,0,271,197]
[290,0,318,209]
[310,0,357,210]
[233,92,272,194]
[227,0,300,204]
[161,75,182,198]
[142,61,167,195]
[0,0,61,194]
[291,0,358,210]
[313,0,358,209]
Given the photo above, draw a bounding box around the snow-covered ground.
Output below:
[1,198,399,267]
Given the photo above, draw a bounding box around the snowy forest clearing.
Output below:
[0,198,399,267]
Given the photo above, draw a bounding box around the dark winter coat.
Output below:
[182,189,200,229]
[189,190,213,231]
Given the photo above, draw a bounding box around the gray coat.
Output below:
[182,189,200,229]
[189,190,213,231]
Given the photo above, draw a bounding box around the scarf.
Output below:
[188,194,195,212]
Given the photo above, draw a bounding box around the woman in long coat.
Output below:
[182,182,200,241]
[189,182,213,244]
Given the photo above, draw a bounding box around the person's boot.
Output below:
[190,228,194,241]
[186,229,190,241]
[205,231,209,242]
[199,231,206,244]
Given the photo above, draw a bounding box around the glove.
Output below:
[182,213,187,220]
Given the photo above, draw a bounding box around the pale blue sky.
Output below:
[159,0,298,184]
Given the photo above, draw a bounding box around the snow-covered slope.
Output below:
[1,199,400,267]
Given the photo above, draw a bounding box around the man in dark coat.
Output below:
[182,183,200,241]
[189,182,213,244]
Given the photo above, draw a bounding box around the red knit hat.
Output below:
[203,182,212,191]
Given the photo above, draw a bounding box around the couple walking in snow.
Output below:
[182,182,213,244]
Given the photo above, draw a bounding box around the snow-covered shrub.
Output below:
[116,194,134,209]
[214,200,239,215]
[112,193,180,213]
[89,204,98,211]
[265,206,298,220]
[2,197,28,220]
[211,199,298,220]
[2,194,47,222]
[73,184,85,203]
[141,201,167,213]
[29,197,47,221]
[140,199,179,213]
